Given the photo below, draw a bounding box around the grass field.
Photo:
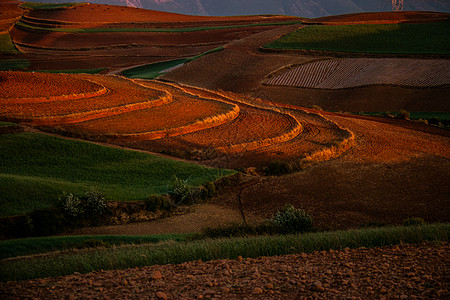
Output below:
[20,2,82,10]
[0,132,235,217]
[16,20,300,33]
[264,21,450,54]
[122,47,223,79]
[0,233,192,260]
[0,59,30,71]
[1,223,447,281]
[0,34,19,55]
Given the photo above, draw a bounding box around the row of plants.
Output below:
[1,222,447,282]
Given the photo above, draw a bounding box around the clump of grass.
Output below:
[1,224,448,282]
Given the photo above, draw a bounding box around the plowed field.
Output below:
[1,71,351,169]
[266,58,450,89]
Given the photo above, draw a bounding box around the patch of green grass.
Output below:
[0,234,192,260]
[264,21,450,54]
[0,223,447,281]
[0,122,17,127]
[122,58,188,79]
[20,2,82,10]
[0,34,19,55]
[16,20,300,33]
[35,68,106,74]
[0,132,235,217]
[122,46,224,79]
[0,59,30,71]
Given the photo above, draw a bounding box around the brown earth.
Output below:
[1,242,448,299]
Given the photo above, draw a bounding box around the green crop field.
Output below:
[0,59,30,71]
[15,20,300,33]
[264,21,450,55]
[122,46,223,79]
[0,34,19,55]
[0,132,235,217]
[20,2,82,10]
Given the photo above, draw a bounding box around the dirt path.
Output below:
[67,204,262,236]
[2,242,448,299]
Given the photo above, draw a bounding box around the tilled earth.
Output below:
[1,242,448,299]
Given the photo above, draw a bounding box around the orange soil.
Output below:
[303,11,450,25]
[26,3,297,26]
[62,93,237,136]
[0,71,103,99]
[0,1,23,32]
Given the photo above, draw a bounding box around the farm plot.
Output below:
[61,94,239,139]
[266,58,450,89]
[303,11,450,25]
[0,71,103,100]
[0,73,171,124]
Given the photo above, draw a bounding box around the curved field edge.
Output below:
[0,132,235,217]
[195,86,355,161]
[0,223,448,282]
[263,22,450,55]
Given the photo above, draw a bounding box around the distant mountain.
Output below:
[23,0,450,18]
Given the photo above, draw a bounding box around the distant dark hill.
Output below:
[21,0,450,18]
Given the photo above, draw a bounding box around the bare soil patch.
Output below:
[1,242,447,299]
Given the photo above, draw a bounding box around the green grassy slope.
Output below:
[264,21,450,54]
[0,132,235,217]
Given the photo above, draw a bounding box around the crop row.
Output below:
[266,58,450,89]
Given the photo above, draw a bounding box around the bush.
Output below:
[169,176,194,205]
[145,195,173,212]
[271,204,313,234]
[403,217,426,226]
[396,109,410,120]
[266,160,292,175]
[62,188,108,218]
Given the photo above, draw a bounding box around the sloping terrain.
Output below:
[0,71,351,169]
[8,2,300,72]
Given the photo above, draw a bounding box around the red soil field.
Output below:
[0,1,23,32]
[0,71,103,100]
[26,3,297,26]
[303,11,450,25]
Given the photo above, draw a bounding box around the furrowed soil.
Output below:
[1,242,448,299]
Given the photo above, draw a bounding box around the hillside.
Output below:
[22,0,450,18]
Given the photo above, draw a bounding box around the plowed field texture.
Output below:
[266,58,450,89]
[0,71,353,171]
[264,20,450,54]
[5,2,301,72]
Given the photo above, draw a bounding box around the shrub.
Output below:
[266,160,292,175]
[84,187,108,216]
[62,188,108,218]
[145,195,173,212]
[403,217,426,226]
[396,109,410,120]
[62,193,84,217]
[271,204,313,234]
[169,176,194,205]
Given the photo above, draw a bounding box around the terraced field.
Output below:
[7,2,300,72]
[266,58,450,89]
[0,71,351,169]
